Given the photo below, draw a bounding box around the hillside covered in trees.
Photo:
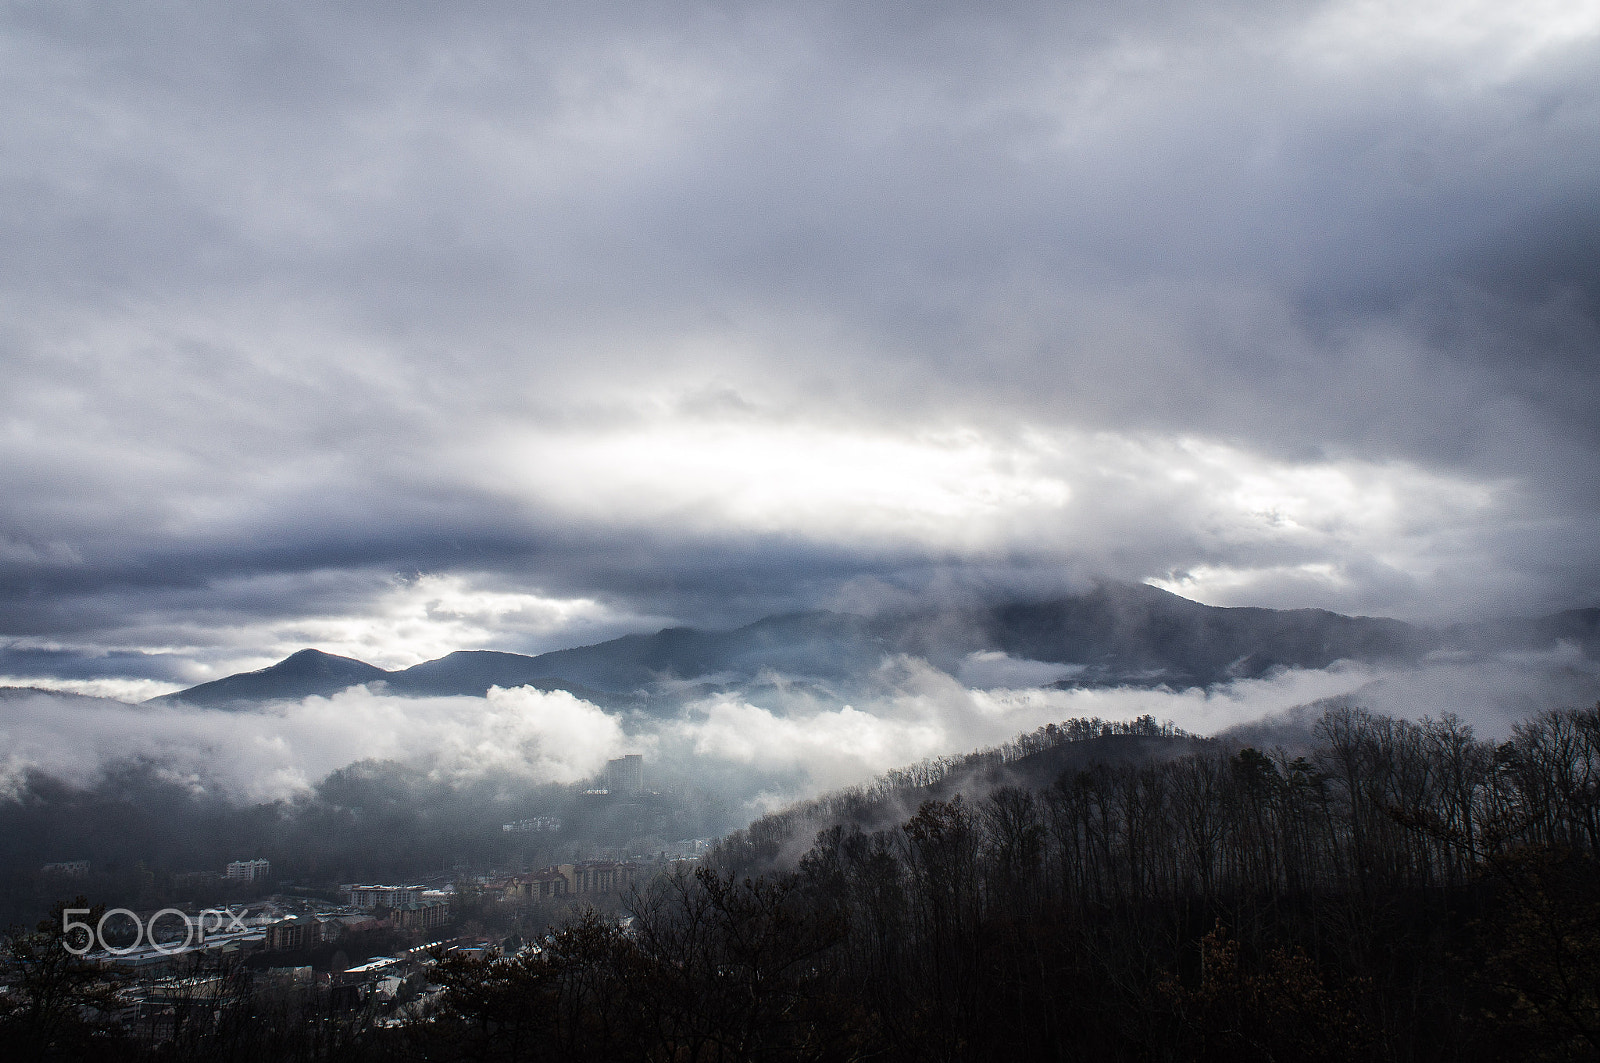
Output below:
[8,704,1600,1060]
[410,704,1600,1061]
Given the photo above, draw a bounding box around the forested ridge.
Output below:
[416,704,1600,1061]
[7,705,1600,1060]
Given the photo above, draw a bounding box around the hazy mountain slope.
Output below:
[975,730,1215,790]
[145,649,388,708]
[505,611,883,690]
[1533,608,1600,653]
[146,582,1591,708]
[0,687,135,708]
[1450,607,1600,656]
[966,582,1433,686]
[411,586,1431,696]
[870,730,1213,809]
[384,650,638,708]
[710,719,1211,876]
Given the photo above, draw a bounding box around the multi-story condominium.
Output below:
[225,858,271,882]
[344,883,426,909]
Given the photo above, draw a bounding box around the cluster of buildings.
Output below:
[502,816,561,834]
[261,896,447,948]
[36,858,273,890]
[486,860,640,902]
[71,902,281,972]
[328,939,470,1012]
[339,883,452,932]
[70,890,458,973]
[91,935,490,1043]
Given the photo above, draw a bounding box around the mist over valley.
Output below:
[4,581,1597,930]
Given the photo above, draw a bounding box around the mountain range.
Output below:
[145,581,1600,710]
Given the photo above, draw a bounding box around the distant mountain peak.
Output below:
[257,648,381,673]
[147,648,388,708]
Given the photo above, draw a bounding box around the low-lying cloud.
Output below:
[0,685,624,803]
[8,649,1597,814]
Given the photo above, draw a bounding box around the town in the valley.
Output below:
[6,755,715,1038]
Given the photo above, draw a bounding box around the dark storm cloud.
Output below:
[2,0,1598,680]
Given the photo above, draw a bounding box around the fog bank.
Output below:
[6,647,1597,812]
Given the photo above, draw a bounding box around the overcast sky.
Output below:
[2,0,1598,693]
